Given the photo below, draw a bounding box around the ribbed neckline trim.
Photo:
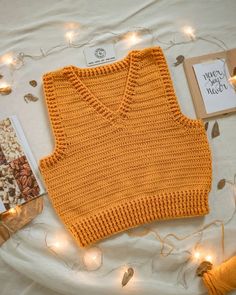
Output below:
[39,45,207,170]
[62,46,157,123]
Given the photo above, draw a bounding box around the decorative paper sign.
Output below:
[84,43,116,66]
[193,59,236,114]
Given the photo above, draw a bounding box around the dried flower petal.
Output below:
[122,267,134,287]
[29,80,37,87]
[24,93,39,103]
[0,86,12,95]
[128,227,150,237]
[217,179,226,190]
[196,261,213,277]
[174,55,185,67]
[0,74,3,79]
[204,122,209,131]
[211,121,220,138]
[233,67,236,76]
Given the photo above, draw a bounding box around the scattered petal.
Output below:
[233,67,236,76]
[196,261,213,277]
[211,121,220,138]
[122,267,134,287]
[217,179,226,190]
[128,227,150,237]
[174,55,185,67]
[29,80,37,87]
[24,93,39,103]
[0,86,12,95]
[204,122,209,131]
[0,74,3,79]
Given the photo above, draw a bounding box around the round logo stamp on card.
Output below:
[94,48,106,59]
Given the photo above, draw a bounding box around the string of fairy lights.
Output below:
[1,24,236,288]
[0,25,236,93]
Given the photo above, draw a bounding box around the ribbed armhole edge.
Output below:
[39,73,68,170]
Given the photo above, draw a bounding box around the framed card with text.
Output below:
[183,48,236,119]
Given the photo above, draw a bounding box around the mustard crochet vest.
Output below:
[39,46,212,248]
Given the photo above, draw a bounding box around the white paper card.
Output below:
[83,44,116,67]
[193,59,236,114]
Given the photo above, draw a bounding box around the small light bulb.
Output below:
[193,251,201,260]
[8,207,17,214]
[124,32,141,47]
[129,32,138,44]
[53,242,60,248]
[48,232,69,252]
[229,75,236,86]
[65,31,74,44]
[83,247,102,271]
[205,255,213,263]
[182,26,196,40]
[0,82,10,88]
[1,54,14,65]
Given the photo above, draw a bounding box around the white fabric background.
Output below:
[1,0,236,294]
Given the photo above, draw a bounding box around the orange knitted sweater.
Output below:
[39,45,212,248]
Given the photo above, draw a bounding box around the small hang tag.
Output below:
[83,44,116,67]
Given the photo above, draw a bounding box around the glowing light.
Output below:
[8,207,17,214]
[205,255,213,263]
[53,242,61,248]
[1,53,14,65]
[50,239,68,252]
[48,231,70,253]
[65,31,74,44]
[229,75,236,87]
[193,251,201,260]
[182,26,196,40]
[49,240,63,251]
[83,247,102,271]
[0,82,10,89]
[124,32,141,46]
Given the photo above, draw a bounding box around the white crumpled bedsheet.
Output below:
[1,0,236,294]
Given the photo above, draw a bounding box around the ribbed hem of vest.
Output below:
[68,189,210,248]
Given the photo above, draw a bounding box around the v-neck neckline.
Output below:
[62,48,142,124]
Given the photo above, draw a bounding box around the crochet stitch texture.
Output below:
[39,46,212,248]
